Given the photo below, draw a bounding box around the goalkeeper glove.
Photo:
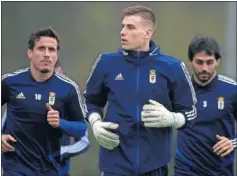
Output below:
[141,100,186,129]
[88,112,120,150]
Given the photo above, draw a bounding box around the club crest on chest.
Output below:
[149,69,156,84]
[217,97,224,110]
[48,92,56,105]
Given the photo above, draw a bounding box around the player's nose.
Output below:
[43,48,50,57]
[120,28,126,36]
[201,63,209,71]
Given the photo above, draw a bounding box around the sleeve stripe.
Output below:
[186,106,197,121]
[180,62,197,121]
[65,139,89,154]
[55,73,86,118]
[218,78,237,85]
[185,107,195,115]
[231,138,237,142]
[60,130,89,155]
[85,54,102,85]
[83,99,88,114]
[2,109,7,129]
[233,142,237,148]
[180,62,197,104]
[218,75,237,85]
[83,54,102,114]
[2,67,29,80]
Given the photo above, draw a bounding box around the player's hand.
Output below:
[46,103,60,128]
[89,112,120,150]
[213,135,234,157]
[1,134,17,153]
[141,100,175,128]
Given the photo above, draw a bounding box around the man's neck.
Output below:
[134,41,150,52]
[30,65,53,82]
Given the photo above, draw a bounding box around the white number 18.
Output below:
[35,94,42,100]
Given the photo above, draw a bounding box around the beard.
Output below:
[39,68,50,74]
[195,71,213,83]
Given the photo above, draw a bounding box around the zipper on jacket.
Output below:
[136,51,140,175]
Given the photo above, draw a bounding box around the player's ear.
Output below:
[145,28,152,39]
[27,49,33,60]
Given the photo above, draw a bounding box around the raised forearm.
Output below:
[59,119,87,138]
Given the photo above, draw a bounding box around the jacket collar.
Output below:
[118,40,160,65]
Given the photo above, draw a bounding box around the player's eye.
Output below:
[38,46,45,51]
[48,47,56,52]
[127,25,135,30]
[195,60,203,65]
[206,60,214,65]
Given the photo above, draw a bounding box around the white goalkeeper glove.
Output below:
[88,112,120,150]
[141,100,186,129]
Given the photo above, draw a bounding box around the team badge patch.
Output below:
[149,69,156,84]
[48,92,56,105]
[218,97,224,110]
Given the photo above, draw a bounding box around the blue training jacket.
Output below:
[175,75,237,176]
[1,68,86,175]
[84,41,197,175]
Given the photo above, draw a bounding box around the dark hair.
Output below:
[122,5,156,28]
[28,27,60,51]
[188,35,221,61]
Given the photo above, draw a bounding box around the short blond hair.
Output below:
[122,5,156,28]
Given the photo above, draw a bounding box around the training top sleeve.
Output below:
[171,61,197,128]
[83,54,108,119]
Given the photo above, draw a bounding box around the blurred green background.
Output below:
[1,2,236,176]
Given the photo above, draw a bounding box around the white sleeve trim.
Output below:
[2,109,7,129]
[180,62,197,104]
[61,130,90,155]
[231,138,237,148]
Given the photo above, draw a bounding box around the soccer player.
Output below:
[174,35,237,176]
[84,5,197,176]
[1,27,87,176]
[1,62,90,176]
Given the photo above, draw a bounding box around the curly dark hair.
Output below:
[188,35,221,61]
